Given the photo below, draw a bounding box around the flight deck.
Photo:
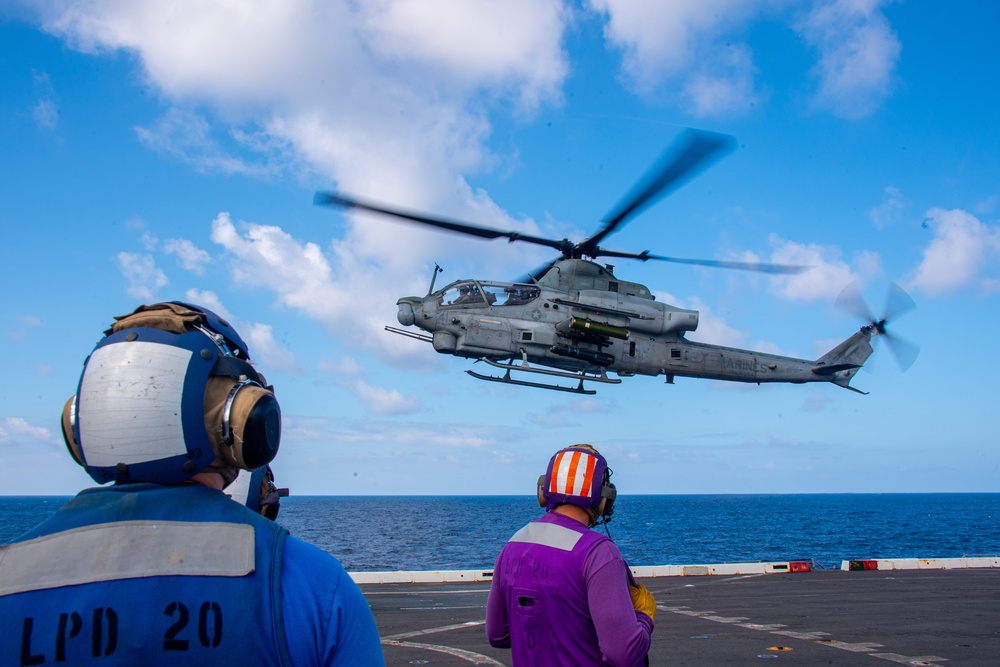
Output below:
[358,562,999,666]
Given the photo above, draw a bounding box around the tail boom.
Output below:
[812,329,875,392]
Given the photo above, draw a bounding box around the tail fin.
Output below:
[812,329,875,393]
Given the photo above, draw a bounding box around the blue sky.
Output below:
[2,1,998,496]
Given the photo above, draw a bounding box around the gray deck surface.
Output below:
[361,568,999,665]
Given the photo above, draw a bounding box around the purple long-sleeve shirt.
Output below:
[486,512,653,666]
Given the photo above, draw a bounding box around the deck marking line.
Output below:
[870,653,948,665]
[399,605,486,611]
[771,630,832,640]
[703,615,749,623]
[660,605,951,664]
[815,640,884,652]
[382,620,485,641]
[382,639,505,666]
[672,609,717,616]
[364,589,489,595]
[737,623,786,630]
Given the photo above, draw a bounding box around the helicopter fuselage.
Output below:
[392,259,874,393]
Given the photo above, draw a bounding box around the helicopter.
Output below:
[315,129,915,395]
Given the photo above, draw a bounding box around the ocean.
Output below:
[2,494,998,571]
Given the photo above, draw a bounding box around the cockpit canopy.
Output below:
[438,281,540,308]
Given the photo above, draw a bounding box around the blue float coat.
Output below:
[0,483,385,666]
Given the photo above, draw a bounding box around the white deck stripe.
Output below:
[661,605,947,665]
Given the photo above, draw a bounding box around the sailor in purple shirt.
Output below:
[486,444,656,666]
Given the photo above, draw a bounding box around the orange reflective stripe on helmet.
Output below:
[551,450,597,497]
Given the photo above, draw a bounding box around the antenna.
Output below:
[427,263,444,295]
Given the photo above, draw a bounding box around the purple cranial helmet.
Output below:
[537,444,617,526]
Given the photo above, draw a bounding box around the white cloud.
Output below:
[591,0,766,113]
[28,1,565,353]
[116,251,168,301]
[591,0,750,79]
[209,213,339,320]
[801,392,831,412]
[360,0,568,111]
[681,296,748,347]
[681,44,765,117]
[853,249,883,282]
[283,416,509,449]
[242,322,300,374]
[32,1,567,199]
[3,417,51,442]
[974,196,997,216]
[184,288,300,372]
[908,208,1000,295]
[164,237,211,274]
[180,289,231,320]
[208,210,456,363]
[319,357,365,377]
[869,185,907,229]
[765,237,860,302]
[795,0,901,118]
[592,0,900,118]
[31,70,59,129]
[136,108,280,176]
[33,99,59,129]
[9,315,44,341]
[351,380,420,416]
[648,291,791,357]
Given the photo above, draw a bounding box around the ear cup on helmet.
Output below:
[61,396,84,466]
[204,378,281,471]
[595,498,607,517]
[537,474,548,508]
[234,388,281,469]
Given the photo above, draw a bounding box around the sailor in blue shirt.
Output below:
[0,302,385,666]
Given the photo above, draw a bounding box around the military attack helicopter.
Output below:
[316,130,915,395]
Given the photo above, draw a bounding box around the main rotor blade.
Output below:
[514,258,559,284]
[314,192,570,253]
[615,250,808,274]
[587,129,737,252]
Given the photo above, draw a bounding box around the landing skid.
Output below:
[466,354,621,395]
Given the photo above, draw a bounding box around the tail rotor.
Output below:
[836,282,920,372]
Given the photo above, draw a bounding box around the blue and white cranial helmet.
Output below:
[61,302,281,486]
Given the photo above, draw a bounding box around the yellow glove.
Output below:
[629,583,656,622]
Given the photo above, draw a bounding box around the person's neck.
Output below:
[552,503,592,527]
[190,471,226,490]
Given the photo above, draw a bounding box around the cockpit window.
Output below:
[439,282,540,308]
[491,284,540,306]
[440,282,489,306]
